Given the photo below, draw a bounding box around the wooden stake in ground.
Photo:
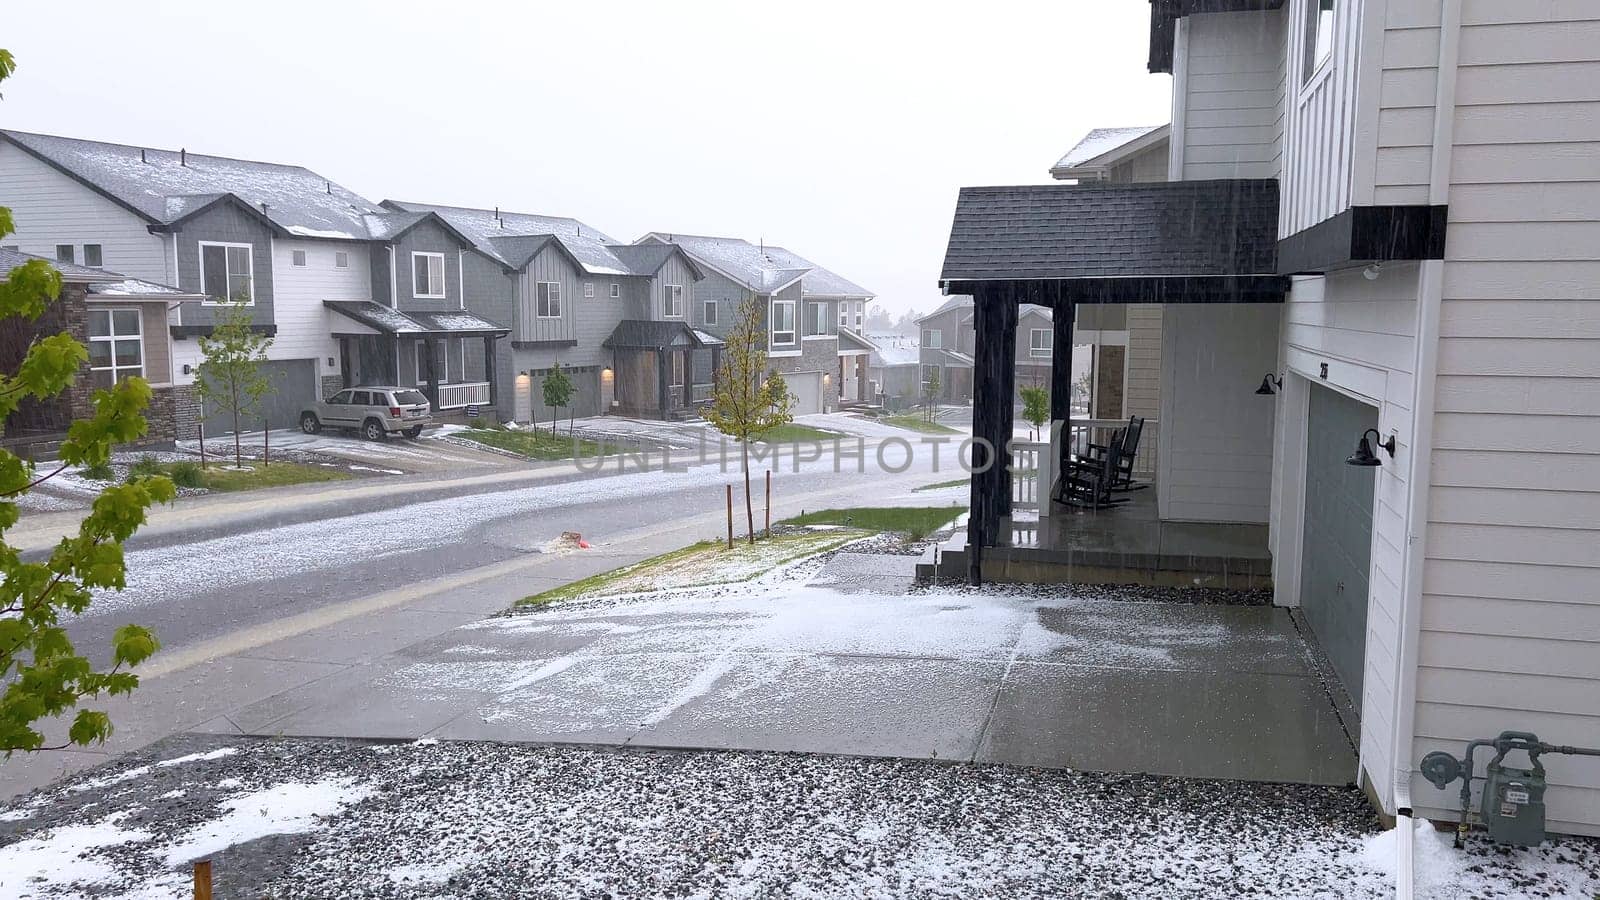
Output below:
[193,860,212,900]
[765,469,771,537]
[726,484,734,549]
[262,419,269,467]
[197,423,206,470]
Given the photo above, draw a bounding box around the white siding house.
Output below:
[1167,0,1600,837]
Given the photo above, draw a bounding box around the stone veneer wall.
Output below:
[320,374,343,401]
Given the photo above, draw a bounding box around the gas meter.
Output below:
[1419,730,1600,847]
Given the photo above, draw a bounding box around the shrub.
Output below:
[126,455,165,481]
[166,461,204,489]
[80,461,115,481]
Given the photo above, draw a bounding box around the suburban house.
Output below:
[941,0,1600,839]
[0,129,402,432]
[381,202,711,422]
[636,233,876,414]
[0,248,203,452]
[916,296,1131,421]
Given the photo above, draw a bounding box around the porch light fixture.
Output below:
[1255,373,1284,396]
[1347,429,1396,467]
[1363,263,1382,281]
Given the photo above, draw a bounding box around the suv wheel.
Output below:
[403,425,424,439]
[362,418,387,441]
[299,412,322,434]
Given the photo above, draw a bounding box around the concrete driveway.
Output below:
[212,553,1356,786]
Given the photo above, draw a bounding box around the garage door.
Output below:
[201,358,318,433]
[1301,384,1378,716]
[788,372,823,415]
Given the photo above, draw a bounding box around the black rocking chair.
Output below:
[1086,415,1148,491]
[1056,427,1131,510]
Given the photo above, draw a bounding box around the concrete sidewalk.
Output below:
[208,556,1356,787]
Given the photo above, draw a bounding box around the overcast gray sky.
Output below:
[3,1,1170,316]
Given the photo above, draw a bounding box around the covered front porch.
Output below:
[325,301,509,416]
[940,180,1287,587]
[602,320,721,420]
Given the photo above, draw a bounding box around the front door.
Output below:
[1301,384,1378,717]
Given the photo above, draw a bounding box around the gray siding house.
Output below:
[636,233,875,414]
[0,129,390,431]
[384,202,710,422]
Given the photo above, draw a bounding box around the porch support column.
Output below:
[1052,295,1077,478]
[483,335,498,408]
[711,346,723,389]
[966,284,1013,585]
[997,298,1018,520]
[657,349,670,419]
[338,337,353,389]
[423,336,440,410]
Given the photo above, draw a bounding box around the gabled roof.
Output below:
[639,233,874,299]
[0,130,385,240]
[869,334,920,368]
[915,294,973,324]
[324,300,508,336]
[607,243,705,281]
[602,319,707,351]
[1050,125,1169,180]
[837,329,878,354]
[360,210,476,248]
[940,180,1281,285]
[386,201,630,275]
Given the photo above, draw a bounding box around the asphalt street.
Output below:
[3,435,965,798]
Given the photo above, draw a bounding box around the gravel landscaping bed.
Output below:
[3,736,1593,899]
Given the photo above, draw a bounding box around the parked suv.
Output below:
[300,386,431,441]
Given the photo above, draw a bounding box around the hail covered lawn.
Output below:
[3,735,1595,899]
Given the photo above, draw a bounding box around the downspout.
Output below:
[1392,1,1461,897]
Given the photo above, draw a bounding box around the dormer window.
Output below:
[1303,0,1335,83]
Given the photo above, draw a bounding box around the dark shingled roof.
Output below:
[324,301,507,336]
[607,243,704,280]
[602,320,707,351]
[1148,0,1286,74]
[940,179,1281,284]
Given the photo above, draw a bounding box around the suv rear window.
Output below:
[393,390,428,405]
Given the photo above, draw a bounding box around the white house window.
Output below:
[536,281,562,318]
[415,340,450,385]
[292,249,308,267]
[199,241,254,304]
[87,308,143,389]
[335,251,349,268]
[922,328,942,349]
[838,304,849,328]
[662,284,684,318]
[1030,328,1052,358]
[412,252,446,299]
[56,245,74,264]
[1304,0,1335,82]
[854,302,863,329]
[703,299,718,326]
[584,282,595,299]
[771,300,796,346]
[84,244,103,268]
[609,283,620,298]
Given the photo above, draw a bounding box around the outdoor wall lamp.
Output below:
[1255,373,1284,396]
[1347,429,1396,467]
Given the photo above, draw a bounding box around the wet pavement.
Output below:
[206,553,1356,786]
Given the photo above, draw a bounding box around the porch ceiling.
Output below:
[939,180,1288,305]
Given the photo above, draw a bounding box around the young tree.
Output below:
[542,363,574,437]
[195,298,273,468]
[922,367,941,423]
[0,48,169,756]
[1019,384,1050,441]
[705,294,795,544]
